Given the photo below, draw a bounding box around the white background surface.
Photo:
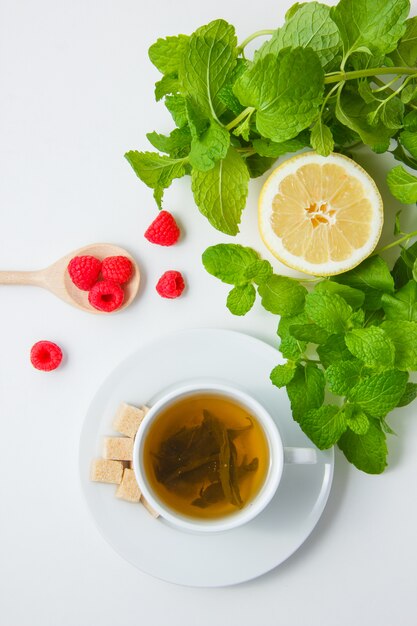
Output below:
[1,0,416,624]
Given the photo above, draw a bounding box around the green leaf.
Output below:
[344,406,370,435]
[332,255,394,310]
[330,0,409,60]
[299,405,346,450]
[244,260,273,285]
[124,151,187,207]
[278,311,309,339]
[232,114,252,142]
[191,147,249,235]
[188,116,230,172]
[338,420,387,474]
[347,370,408,417]
[317,334,355,368]
[255,2,342,70]
[146,127,191,157]
[335,87,394,152]
[226,284,256,316]
[403,109,417,131]
[381,281,417,322]
[310,118,334,156]
[325,361,363,396]
[401,82,417,104]
[165,94,188,127]
[179,19,237,120]
[270,362,297,388]
[252,133,310,158]
[286,363,325,421]
[381,321,417,370]
[217,59,247,116]
[392,241,417,288]
[245,154,276,179]
[394,210,403,236]
[389,16,417,66]
[345,327,395,368]
[399,130,417,159]
[234,47,324,143]
[258,275,307,316]
[387,165,417,204]
[289,323,330,344]
[305,292,353,334]
[148,35,189,74]
[314,281,365,309]
[279,336,306,360]
[202,244,260,285]
[154,73,179,101]
[397,382,417,407]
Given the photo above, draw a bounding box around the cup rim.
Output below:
[132,381,284,533]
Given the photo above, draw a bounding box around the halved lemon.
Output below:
[258,152,383,276]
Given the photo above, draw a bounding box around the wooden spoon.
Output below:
[0,243,140,314]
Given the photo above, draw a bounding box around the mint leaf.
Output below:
[345,327,395,368]
[217,59,247,116]
[347,370,408,417]
[180,20,237,120]
[191,147,249,235]
[278,311,309,339]
[124,151,187,207]
[165,94,188,127]
[305,292,353,334]
[310,118,334,156]
[226,284,256,316]
[399,130,417,159]
[270,362,297,388]
[338,420,387,474]
[202,244,259,285]
[286,363,325,421]
[381,281,417,322]
[389,16,417,66]
[381,321,417,370]
[255,2,342,71]
[252,133,310,158]
[330,0,409,60]
[344,406,370,435]
[279,336,306,360]
[188,117,230,172]
[403,109,417,131]
[148,35,189,74]
[154,73,179,101]
[146,127,191,157]
[245,154,276,179]
[314,280,365,309]
[234,47,324,143]
[298,405,346,450]
[397,382,417,407]
[258,275,307,316]
[325,361,363,396]
[317,334,355,368]
[289,324,330,344]
[392,241,417,289]
[387,165,417,204]
[244,260,273,285]
[332,255,394,310]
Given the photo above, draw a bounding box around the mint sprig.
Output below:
[202,242,417,474]
[126,0,417,230]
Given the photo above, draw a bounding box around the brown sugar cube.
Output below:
[113,402,145,438]
[141,495,160,518]
[103,437,134,461]
[90,459,124,484]
[116,468,141,503]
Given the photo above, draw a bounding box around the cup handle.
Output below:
[284,447,317,464]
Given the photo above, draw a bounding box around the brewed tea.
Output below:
[143,393,269,519]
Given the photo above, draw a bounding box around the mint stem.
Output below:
[237,29,276,54]
[226,106,255,131]
[324,66,417,84]
[373,229,417,255]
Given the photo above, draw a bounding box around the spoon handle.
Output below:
[0,270,46,287]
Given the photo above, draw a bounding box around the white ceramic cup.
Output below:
[133,381,317,533]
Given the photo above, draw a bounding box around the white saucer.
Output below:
[79,329,334,587]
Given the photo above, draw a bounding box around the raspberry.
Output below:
[30,341,63,371]
[68,255,102,291]
[144,211,180,246]
[88,280,124,312]
[101,256,133,284]
[156,271,185,299]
